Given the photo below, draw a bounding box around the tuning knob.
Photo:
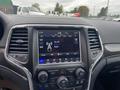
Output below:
[57,76,69,89]
[38,71,48,83]
[76,68,86,79]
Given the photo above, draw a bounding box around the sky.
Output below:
[12,0,120,15]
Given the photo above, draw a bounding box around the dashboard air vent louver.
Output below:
[88,28,101,51]
[8,28,28,54]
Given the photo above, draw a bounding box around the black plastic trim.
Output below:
[89,58,107,90]
[0,65,29,90]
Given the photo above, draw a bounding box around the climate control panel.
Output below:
[35,67,87,90]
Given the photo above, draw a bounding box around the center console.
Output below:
[6,25,103,90]
[33,27,88,90]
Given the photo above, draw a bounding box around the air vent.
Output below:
[88,28,101,51]
[8,28,28,54]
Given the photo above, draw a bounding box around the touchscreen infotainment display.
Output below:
[38,30,80,64]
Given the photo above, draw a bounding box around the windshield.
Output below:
[0,0,120,21]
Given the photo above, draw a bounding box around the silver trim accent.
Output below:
[5,24,103,90]
[5,25,33,90]
[105,44,120,52]
[87,27,104,90]
[6,27,29,65]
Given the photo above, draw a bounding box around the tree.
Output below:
[97,7,108,17]
[59,5,63,14]
[32,3,40,11]
[78,6,89,17]
[54,3,60,12]
[54,3,63,14]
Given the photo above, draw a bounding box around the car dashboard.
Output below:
[0,12,120,90]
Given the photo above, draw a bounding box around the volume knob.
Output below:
[38,71,48,83]
[57,76,69,89]
[76,68,86,79]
